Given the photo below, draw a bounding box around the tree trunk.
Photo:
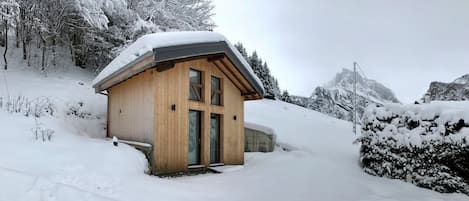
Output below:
[3,21,8,70]
[20,7,27,60]
[37,34,41,49]
[41,37,46,71]
[69,38,75,63]
[27,42,31,67]
[52,37,57,67]
[15,19,20,48]
[22,38,27,60]
[0,31,4,47]
[0,16,4,47]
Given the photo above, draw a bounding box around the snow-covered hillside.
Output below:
[0,51,467,200]
[422,74,469,102]
[290,68,400,122]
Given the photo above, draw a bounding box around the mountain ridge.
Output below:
[289,68,400,122]
[422,74,469,102]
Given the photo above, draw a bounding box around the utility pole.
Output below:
[353,62,357,135]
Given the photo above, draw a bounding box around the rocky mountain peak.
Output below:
[453,74,469,85]
[422,74,469,102]
[289,68,400,122]
[324,68,400,104]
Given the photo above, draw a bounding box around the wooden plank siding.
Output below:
[153,59,189,173]
[100,55,155,92]
[108,69,156,144]
[106,55,248,175]
[152,58,245,174]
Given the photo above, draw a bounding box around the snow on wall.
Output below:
[92,31,263,91]
[244,121,275,136]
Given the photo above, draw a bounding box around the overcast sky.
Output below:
[212,0,469,103]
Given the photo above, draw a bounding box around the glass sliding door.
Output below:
[210,114,221,164]
[188,110,201,165]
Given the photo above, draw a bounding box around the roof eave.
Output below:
[153,41,264,98]
[93,41,264,99]
[93,51,155,92]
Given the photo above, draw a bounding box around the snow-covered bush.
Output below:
[0,96,55,117]
[357,102,469,195]
[32,119,55,142]
[66,101,93,119]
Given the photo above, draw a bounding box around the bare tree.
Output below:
[2,0,215,72]
[0,0,19,70]
[33,0,76,69]
[17,1,35,62]
[132,0,215,31]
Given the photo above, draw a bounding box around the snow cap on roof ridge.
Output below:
[92,31,264,94]
[92,31,230,86]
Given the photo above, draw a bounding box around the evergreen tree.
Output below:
[234,42,248,59]
[249,51,262,76]
[260,62,277,99]
[280,90,292,103]
[235,43,281,99]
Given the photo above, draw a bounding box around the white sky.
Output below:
[212,0,469,103]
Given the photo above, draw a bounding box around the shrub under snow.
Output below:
[357,101,469,195]
[0,96,55,117]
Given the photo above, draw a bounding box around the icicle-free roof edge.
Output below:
[92,31,264,97]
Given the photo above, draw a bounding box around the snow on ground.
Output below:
[1,47,469,200]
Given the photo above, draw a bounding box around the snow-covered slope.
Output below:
[422,74,469,102]
[1,48,467,200]
[291,68,400,122]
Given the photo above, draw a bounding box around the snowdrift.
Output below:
[358,101,469,195]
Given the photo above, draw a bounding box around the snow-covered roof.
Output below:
[92,31,264,97]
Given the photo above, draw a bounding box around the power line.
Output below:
[355,62,371,102]
[356,62,368,80]
[352,62,374,135]
[353,62,357,135]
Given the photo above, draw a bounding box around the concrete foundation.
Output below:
[244,124,275,152]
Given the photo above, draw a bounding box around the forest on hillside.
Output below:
[0,0,281,99]
[0,0,214,72]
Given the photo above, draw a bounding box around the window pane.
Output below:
[189,110,201,165]
[210,114,220,164]
[189,69,201,101]
[190,70,200,83]
[211,76,221,105]
[190,86,199,101]
[211,76,220,90]
[212,94,220,105]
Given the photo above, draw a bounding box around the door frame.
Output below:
[210,113,222,164]
[188,110,202,166]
